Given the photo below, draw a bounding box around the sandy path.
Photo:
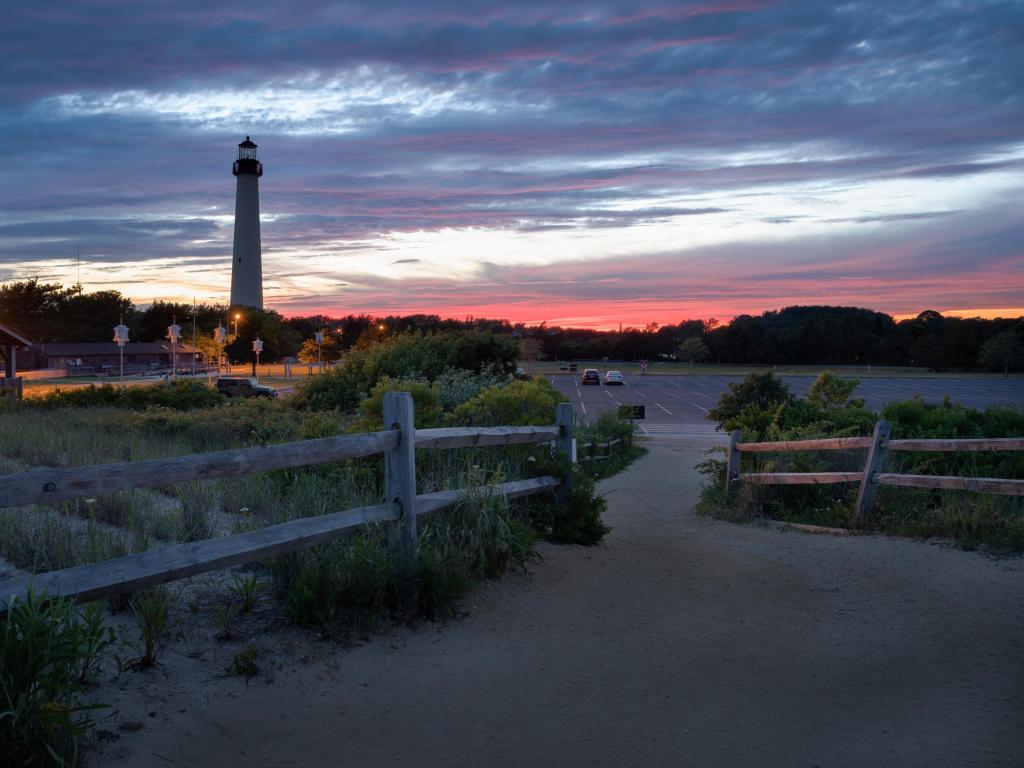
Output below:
[102,441,1023,767]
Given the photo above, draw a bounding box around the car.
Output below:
[580,368,601,385]
[604,370,625,385]
[216,376,278,398]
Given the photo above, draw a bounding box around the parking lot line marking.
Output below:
[667,392,679,398]
[604,389,614,399]
[690,380,708,388]
[655,402,672,415]
[580,402,587,415]
[691,402,710,413]
[692,391,711,400]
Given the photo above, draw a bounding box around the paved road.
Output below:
[549,373,1024,437]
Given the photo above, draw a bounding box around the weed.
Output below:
[227,645,260,680]
[0,591,113,766]
[209,602,241,642]
[128,587,173,668]
[228,573,264,614]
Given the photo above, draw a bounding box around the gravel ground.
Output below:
[100,440,1024,768]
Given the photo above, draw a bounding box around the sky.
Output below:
[1,1,1022,329]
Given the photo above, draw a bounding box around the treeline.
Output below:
[1,280,1021,371]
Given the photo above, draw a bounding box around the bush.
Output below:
[350,377,443,432]
[708,372,794,435]
[31,381,224,411]
[1,593,114,766]
[292,330,519,413]
[452,377,565,427]
[432,366,510,411]
[701,373,1024,551]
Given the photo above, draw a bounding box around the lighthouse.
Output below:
[230,136,264,308]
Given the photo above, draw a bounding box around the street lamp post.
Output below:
[252,337,264,380]
[167,319,182,381]
[214,325,227,376]
[113,319,129,386]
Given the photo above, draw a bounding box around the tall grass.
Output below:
[1,592,114,766]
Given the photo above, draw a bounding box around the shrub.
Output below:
[30,381,224,411]
[432,366,510,411]
[452,377,565,427]
[709,372,794,434]
[0,592,114,766]
[351,377,443,432]
[292,330,519,413]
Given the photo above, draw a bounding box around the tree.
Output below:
[297,333,343,364]
[61,289,135,342]
[518,337,544,363]
[676,336,709,364]
[806,371,863,410]
[0,279,70,340]
[224,307,302,364]
[708,372,794,432]
[978,329,1024,374]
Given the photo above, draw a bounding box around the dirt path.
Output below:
[102,441,1023,767]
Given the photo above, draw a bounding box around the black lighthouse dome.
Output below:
[233,136,263,177]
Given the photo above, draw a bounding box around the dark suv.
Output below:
[216,377,278,399]
[580,368,600,385]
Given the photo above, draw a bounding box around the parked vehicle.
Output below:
[580,368,601,385]
[604,370,625,385]
[216,377,278,398]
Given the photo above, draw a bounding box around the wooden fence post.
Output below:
[854,419,890,527]
[383,392,418,611]
[555,402,574,503]
[724,429,742,499]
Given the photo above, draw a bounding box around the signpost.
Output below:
[618,404,645,420]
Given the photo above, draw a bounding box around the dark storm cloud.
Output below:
[1,0,1022,312]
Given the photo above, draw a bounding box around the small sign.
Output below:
[252,338,264,354]
[619,405,645,420]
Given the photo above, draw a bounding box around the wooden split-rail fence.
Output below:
[0,394,575,610]
[725,420,1024,525]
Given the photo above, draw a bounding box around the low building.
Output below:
[33,342,205,375]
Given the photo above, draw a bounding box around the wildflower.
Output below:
[526,456,536,462]
[239,507,250,513]
[84,498,97,505]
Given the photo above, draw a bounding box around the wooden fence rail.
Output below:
[0,394,573,609]
[725,419,1024,525]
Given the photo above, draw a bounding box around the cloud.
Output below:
[1,0,1022,323]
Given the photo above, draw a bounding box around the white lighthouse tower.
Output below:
[230,136,264,308]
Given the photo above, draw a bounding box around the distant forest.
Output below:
[2,279,1022,372]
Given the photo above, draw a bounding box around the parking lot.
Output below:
[548,372,1024,438]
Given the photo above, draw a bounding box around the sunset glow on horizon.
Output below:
[2,2,1021,327]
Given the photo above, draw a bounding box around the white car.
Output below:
[604,370,625,385]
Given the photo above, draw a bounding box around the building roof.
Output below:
[0,323,33,348]
[39,342,199,356]
[239,136,257,148]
